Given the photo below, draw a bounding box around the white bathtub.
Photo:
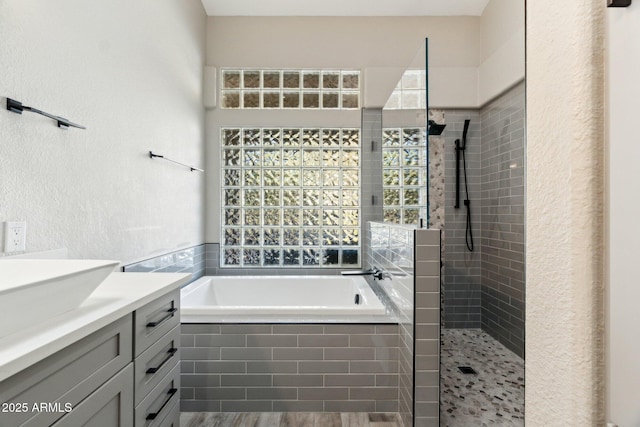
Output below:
[180,275,390,323]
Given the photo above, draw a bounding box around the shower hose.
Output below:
[462,142,474,252]
[456,119,474,252]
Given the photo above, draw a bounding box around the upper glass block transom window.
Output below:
[221,127,361,268]
[221,70,360,110]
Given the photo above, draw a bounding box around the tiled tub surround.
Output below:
[180,323,400,413]
[122,244,205,280]
[479,82,526,358]
[369,223,441,427]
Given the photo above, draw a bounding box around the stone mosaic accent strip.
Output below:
[122,244,205,281]
[440,328,524,426]
[180,323,399,413]
[479,82,525,358]
[428,109,445,232]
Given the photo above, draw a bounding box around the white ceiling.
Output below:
[200,0,490,17]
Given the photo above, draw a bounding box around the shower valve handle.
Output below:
[341,267,388,280]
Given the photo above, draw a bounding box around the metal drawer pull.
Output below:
[146,348,178,374]
[146,387,178,420]
[146,307,178,328]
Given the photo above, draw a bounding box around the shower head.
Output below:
[428,120,446,136]
[461,119,471,149]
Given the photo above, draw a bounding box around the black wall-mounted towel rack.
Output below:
[149,151,204,173]
[6,98,86,129]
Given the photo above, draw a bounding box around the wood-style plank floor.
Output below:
[180,412,401,427]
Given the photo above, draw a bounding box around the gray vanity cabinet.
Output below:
[51,365,134,427]
[0,315,133,427]
[133,291,181,426]
[0,289,181,427]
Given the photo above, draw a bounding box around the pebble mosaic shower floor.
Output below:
[440,329,525,426]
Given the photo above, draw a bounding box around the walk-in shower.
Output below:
[381,35,526,426]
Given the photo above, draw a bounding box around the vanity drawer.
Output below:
[0,315,132,427]
[134,290,180,357]
[134,325,180,405]
[135,363,180,427]
[51,363,134,427]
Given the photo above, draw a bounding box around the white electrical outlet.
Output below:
[3,221,26,253]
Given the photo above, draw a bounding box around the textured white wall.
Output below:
[606,4,640,426]
[526,0,605,425]
[0,0,207,263]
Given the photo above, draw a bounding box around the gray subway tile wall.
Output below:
[414,228,441,427]
[180,323,399,413]
[479,82,526,358]
[369,222,441,427]
[443,111,483,329]
[122,244,205,280]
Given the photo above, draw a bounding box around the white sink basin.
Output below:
[0,259,119,338]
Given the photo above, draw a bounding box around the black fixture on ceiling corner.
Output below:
[608,0,632,7]
[6,98,86,129]
[427,119,446,136]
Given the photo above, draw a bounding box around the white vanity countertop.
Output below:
[0,272,190,382]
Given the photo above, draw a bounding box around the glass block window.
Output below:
[221,128,361,268]
[383,70,427,110]
[221,69,360,110]
[382,127,427,225]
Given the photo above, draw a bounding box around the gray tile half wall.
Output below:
[369,222,441,427]
[414,229,441,427]
[369,222,414,427]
